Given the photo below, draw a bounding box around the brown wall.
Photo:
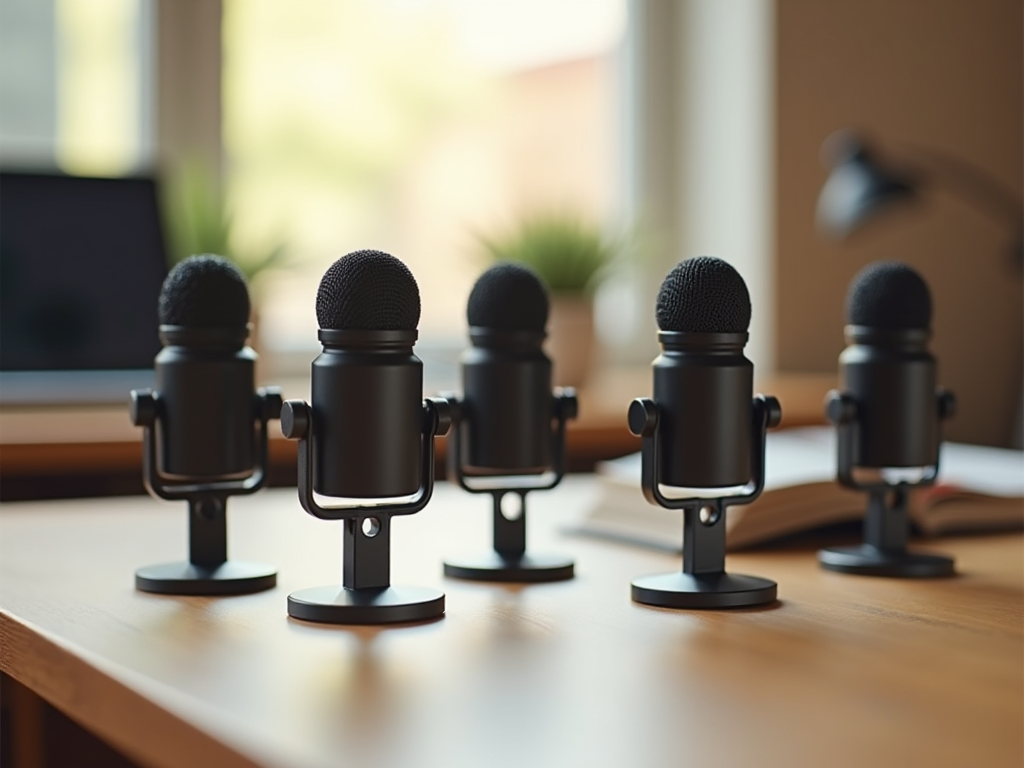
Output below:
[775,0,1023,447]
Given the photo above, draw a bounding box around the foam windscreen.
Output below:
[158,255,250,329]
[846,260,931,330]
[656,256,751,333]
[316,250,421,331]
[467,261,549,332]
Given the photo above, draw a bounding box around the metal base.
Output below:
[287,584,445,625]
[135,561,277,595]
[443,551,574,583]
[631,572,777,609]
[818,544,955,577]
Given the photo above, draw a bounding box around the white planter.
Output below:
[546,295,595,388]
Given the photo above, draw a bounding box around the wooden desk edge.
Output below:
[0,611,259,768]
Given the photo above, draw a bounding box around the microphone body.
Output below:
[443,261,576,583]
[840,327,937,468]
[312,331,422,498]
[155,328,256,480]
[281,250,448,624]
[130,255,280,595]
[627,256,780,609]
[460,330,552,475]
[819,260,955,577]
[654,332,752,488]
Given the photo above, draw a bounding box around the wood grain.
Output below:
[1,480,1020,768]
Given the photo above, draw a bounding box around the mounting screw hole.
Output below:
[361,517,381,538]
[499,493,523,521]
[699,505,720,526]
[195,498,221,521]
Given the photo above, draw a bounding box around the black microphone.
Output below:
[820,261,956,577]
[627,256,781,609]
[443,262,578,583]
[280,250,450,624]
[129,255,281,595]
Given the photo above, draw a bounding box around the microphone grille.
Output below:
[847,260,931,329]
[158,255,250,328]
[656,256,752,333]
[316,250,421,331]
[467,262,549,332]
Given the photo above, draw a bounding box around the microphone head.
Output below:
[656,256,752,333]
[467,261,549,332]
[846,260,931,330]
[158,254,250,328]
[316,250,421,331]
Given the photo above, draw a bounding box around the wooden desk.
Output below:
[1,480,1021,768]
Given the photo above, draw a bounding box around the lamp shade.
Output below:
[816,131,917,239]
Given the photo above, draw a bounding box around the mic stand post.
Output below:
[441,389,577,582]
[627,394,782,609]
[281,397,450,624]
[818,388,957,577]
[129,386,282,595]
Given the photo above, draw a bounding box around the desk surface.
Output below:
[2,479,1021,768]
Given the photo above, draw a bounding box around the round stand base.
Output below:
[631,572,777,609]
[135,561,277,595]
[443,551,574,583]
[818,544,955,577]
[287,585,444,625]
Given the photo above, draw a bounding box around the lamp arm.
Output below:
[907,146,1023,237]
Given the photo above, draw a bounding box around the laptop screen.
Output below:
[0,171,168,373]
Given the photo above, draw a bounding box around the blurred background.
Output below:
[1,0,1021,473]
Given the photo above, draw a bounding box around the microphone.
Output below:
[627,256,781,609]
[129,255,282,595]
[280,250,450,624]
[820,261,956,577]
[443,262,578,582]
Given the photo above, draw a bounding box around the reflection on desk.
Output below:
[1,477,1021,768]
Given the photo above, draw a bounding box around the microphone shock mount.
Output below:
[818,387,957,577]
[129,386,282,595]
[442,389,578,583]
[281,395,451,624]
[627,394,782,609]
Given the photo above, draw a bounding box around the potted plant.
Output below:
[163,159,288,359]
[479,213,617,387]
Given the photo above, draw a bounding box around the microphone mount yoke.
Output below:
[442,388,578,583]
[818,387,957,577]
[129,386,283,595]
[627,393,782,609]
[280,396,451,625]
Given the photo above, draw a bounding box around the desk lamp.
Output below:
[817,129,1024,449]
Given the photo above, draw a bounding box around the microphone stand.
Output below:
[442,389,578,582]
[627,394,781,608]
[129,386,282,595]
[818,388,957,577]
[281,397,450,624]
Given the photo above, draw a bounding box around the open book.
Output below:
[579,427,1024,551]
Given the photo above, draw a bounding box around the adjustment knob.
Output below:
[258,386,284,421]
[426,397,452,436]
[937,388,957,421]
[129,389,158,428]
[280,400,310,440]
[555,387,579,421]
[758,394,782,429]
[825,390,857,425]
[628,398,658,437]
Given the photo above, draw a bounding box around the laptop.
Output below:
[0,171,168,405]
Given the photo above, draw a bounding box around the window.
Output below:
[0,0,153,175]
[223,0,626,374]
